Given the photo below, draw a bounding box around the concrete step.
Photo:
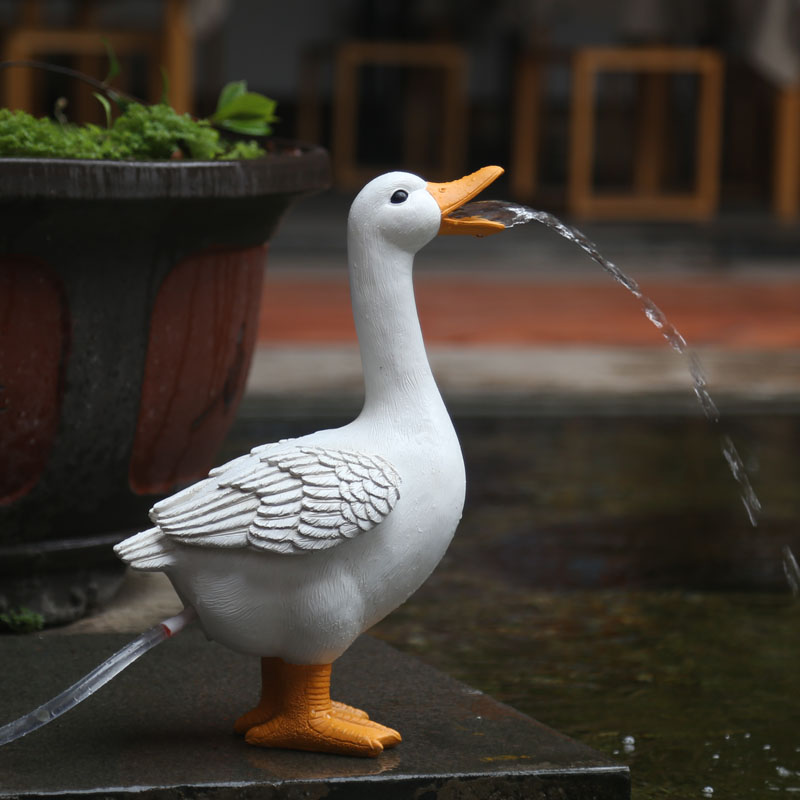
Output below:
[0,627,629,799]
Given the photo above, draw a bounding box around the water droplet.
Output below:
[764,744,772,751]
[501,204,763,529]
[777,766,793,778]
[623,735,636,753]
[783,546,800,597]
[644,304,666,329]
[720,436,761,526]
[702,786,714,797]
[712,753,720,760]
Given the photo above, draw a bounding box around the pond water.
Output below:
[225,401,800,799]
[375,584,800,799]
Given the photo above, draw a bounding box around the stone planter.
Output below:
[0,145,330,625]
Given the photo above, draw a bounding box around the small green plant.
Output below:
[210,79,278,137]
[0,606,45,634]
[0,52,278,161]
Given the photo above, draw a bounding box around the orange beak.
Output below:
[426,166,505,236]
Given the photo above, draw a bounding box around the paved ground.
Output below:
[250,190,800,400]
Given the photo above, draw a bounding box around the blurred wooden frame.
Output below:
[326,41,468,190]
[1,0,193,116]
[566,47,724,220]
[773,85,800,222]
[510,49,548,203]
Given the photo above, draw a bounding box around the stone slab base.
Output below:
[0,630,629,799]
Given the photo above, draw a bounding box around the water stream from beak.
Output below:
[452,200,764,532]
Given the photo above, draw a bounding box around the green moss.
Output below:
[0,102,267,161]
[0,607,45,634]
[220,139,269,160]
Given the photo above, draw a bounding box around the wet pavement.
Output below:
[3,191,799,799]
[2,625,628,799]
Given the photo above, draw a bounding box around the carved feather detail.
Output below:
[146,446,401,556]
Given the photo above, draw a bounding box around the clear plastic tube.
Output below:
[0,606,196,747]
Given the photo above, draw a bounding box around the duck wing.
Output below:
[149,446,401,555]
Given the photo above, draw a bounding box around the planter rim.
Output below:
[0,140,331,200]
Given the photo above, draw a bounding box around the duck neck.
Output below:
[349,236,442,422]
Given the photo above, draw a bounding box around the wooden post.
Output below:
[510,53,543,201]
[568,50,596,217]
[441,46,467,182]
[332,44,359,188]
[695,52,723,219]
[2,31,35,112]
[773,85,800,222]
[162,0,193,115]
[634,72,668,196]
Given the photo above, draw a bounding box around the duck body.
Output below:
[146,408,465,664]
[114,167,504,756]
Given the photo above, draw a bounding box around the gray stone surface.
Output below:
[245,344,800,402]
[0,629,629,799]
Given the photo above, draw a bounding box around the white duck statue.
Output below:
[114,166,506,757]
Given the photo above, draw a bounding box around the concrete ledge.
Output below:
[0,631,629,799]
[245,345,800,403]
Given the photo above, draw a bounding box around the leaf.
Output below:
[216,80,248,114]
[92,92,112,128]
[215,117,273,136]
[102,37,121,84]
[211,91,278,135]
[210,92,277,124]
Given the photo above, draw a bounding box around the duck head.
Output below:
[347,166,505,256]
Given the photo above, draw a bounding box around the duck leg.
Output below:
[234,657,377,734]
[233,657,283,734]
[243,662,401,757]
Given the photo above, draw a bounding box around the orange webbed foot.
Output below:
[238,660,401,757]
[235,699,373,735]
[245,711,399,757]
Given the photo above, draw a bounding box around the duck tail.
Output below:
[114,527,176,571]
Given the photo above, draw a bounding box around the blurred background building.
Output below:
[2,0,800,220]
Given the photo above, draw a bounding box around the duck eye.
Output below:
[390,189,408,204]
